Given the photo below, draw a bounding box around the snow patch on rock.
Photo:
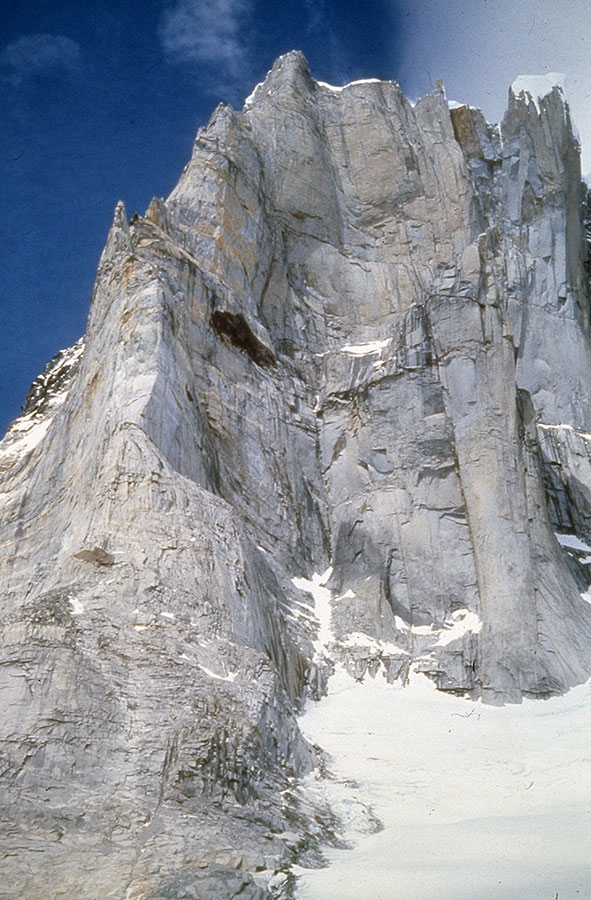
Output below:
[340,339,391,357]
[293,567,335,657]
[0,415,51,460]
[199,665,238,683]
[556,532,591,553]
[317,78,382,94]
[69,596,85,616]
[435,608,482,647]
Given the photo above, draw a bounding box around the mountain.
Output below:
[1,51,591,899]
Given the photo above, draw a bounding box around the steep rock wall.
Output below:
[2,51,591,897]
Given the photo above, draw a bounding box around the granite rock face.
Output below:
[2,51,591,897]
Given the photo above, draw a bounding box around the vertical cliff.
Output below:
[1,51,591,898]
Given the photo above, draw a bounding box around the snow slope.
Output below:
[296,670,591,900]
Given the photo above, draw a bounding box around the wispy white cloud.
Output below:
[159,0,252,79]
[1,34,81,87]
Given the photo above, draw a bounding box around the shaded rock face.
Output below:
[2,50,591,896]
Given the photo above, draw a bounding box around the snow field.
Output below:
[289,567,591,900]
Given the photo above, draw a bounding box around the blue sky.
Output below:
[1,0,590,435]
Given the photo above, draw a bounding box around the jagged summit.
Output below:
[510,72,567,110]
[1,54,591,899]
[245,50,394,103]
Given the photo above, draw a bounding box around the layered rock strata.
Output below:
[2,51,591,897]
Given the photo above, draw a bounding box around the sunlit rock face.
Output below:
[1,50,591,898]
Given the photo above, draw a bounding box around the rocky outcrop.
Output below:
[2,51,591,897]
